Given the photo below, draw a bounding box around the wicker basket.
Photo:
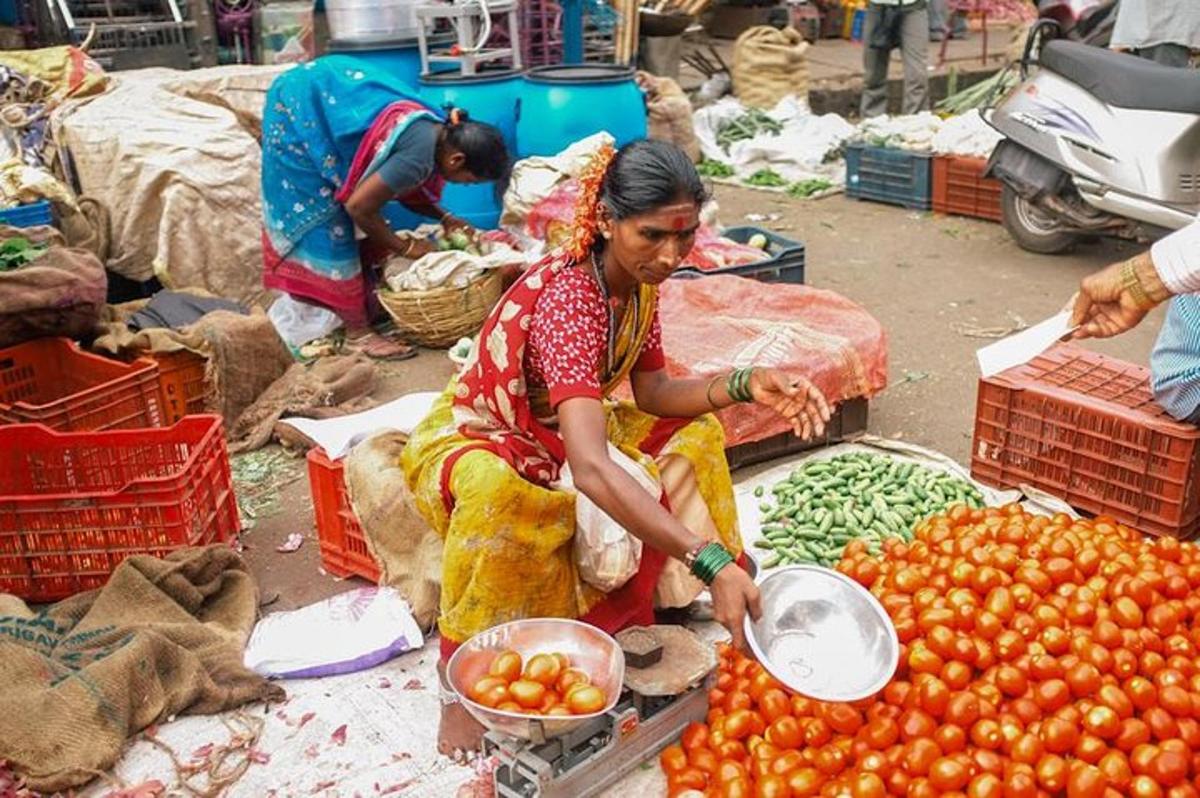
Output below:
[377,270,504,349]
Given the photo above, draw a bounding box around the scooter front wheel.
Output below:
[1001,185,1082,255]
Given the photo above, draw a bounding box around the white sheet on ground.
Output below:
[277,391,440,459]
[693,95,854,186]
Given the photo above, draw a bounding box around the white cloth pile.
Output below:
[931,110,1005,160]
[384,243,525,292]
[693,95,854,185]
[854,112,944,151]
[500,131,615,229]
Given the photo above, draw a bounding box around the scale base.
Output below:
[485,677,712,798]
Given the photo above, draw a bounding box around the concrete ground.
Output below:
[241,185,1163,614]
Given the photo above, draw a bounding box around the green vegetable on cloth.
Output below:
[716,109,783,154]
[697,159,736,179]
[0,236,47,271]
[751,452,985,570]
[744,169,787,188]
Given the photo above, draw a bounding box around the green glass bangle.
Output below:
[733,367,755,403]
[691,542,735,585]
[726,369,743,403]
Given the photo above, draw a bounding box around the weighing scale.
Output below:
[485,625,717,798]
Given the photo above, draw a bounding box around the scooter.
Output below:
[985,32,1200,253]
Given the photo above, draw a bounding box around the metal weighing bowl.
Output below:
[745,565,899,702]
[446,618,625,741]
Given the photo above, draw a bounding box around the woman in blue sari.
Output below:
[261,56,509,358]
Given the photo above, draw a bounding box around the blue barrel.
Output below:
[516,65,647,159]
[419,68,521,231]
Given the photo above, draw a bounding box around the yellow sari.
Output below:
[401,255,743,655]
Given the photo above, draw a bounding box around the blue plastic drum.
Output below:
[419,68,522,231]
[516,65,647,159]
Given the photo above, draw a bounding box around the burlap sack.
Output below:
[93,303,294,432]
[732,26,811,109]
[0,224,107,348]
[228,354,376,454]
[0,546,284,793]
[637,71,702,163]
[344,431,442,630]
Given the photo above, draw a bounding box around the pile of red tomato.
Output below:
[661,504,1200,798]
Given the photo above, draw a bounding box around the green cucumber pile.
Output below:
[751,452,986,570]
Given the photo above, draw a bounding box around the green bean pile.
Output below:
[751,452,986,569]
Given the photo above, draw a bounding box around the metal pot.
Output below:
[325,0,425,44]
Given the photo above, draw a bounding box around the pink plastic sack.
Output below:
[617,276,888,447]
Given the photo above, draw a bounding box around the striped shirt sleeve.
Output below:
[1150,219,1200,295]
[1150,295,1200,424]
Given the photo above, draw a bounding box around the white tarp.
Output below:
[932,110,1005,159]
[693,95,855,186]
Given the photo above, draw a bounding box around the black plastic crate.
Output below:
[845,143,933,210]
[674,226,806,284]
[726,397,870,470]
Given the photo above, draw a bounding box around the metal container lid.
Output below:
[524,64,637,85]
[419,67,522,85]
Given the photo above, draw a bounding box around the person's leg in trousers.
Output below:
[928,0,947,41]
[861,5,892,117]
[1137,43,1192,68]
[899,5,931,114]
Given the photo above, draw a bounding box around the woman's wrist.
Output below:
[689,541,735,585]
[726,367,755,404]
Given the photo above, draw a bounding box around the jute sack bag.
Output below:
[732,26,810,109]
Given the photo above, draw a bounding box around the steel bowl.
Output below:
[446,618,625,742]
[745,565,899,702]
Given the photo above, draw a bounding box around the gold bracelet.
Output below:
[1121,260,1158,310]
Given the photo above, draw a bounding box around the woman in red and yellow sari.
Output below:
[401,140,833,752]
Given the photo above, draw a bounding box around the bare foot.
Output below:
[439,699,487,757]
[438,661,486,757]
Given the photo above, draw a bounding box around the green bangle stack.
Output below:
[691,542,735,585]
[726,367,755,403]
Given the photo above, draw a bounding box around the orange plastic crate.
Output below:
[150,350,208,425]
[0,415,240,601]
[307,447,381,582]
[0,337,162,431]
[971,345,1200,538]
[932,155,1003,223]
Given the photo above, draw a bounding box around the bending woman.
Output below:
[260,57,509,358]
[401,140,832,751]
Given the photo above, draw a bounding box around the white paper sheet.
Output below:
[976,311,1076,378]
[277,392,439,459]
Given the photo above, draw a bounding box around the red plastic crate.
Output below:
[149,350,208,425]
[932,155,1003,223]
[0,415,240,601]
[0,338,162,431]
[307,447,381,582]
[971,345,1200,539]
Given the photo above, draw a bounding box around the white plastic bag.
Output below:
[243,586,424,679]
[267,293,342,348]
[555,444,658,593]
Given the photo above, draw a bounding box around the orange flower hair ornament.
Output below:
[566,143,616,262]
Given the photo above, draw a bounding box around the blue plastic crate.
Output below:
[0,200,53,229]
[845,144,933,210]
[674,226,806,284]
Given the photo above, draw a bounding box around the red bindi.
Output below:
[670,215,688,231]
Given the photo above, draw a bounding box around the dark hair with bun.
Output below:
[600,139,709,220]
[442,106,510,184]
